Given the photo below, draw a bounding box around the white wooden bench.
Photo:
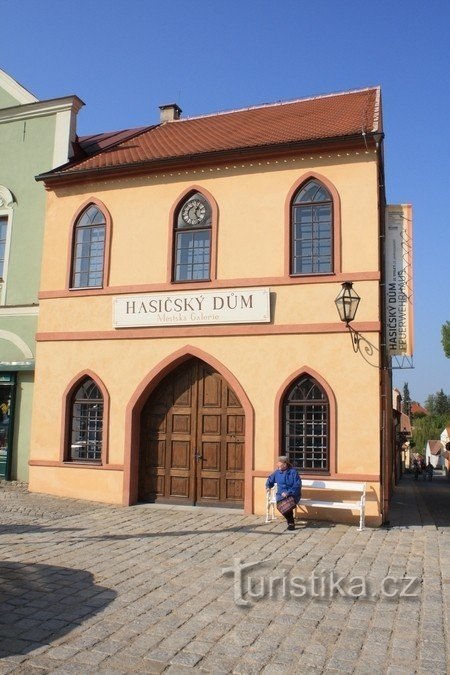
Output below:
[266,479,366,530]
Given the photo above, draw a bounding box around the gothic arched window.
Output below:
[71,205,106,288]
[68,378,103,462]
[173,192,212,281]
[283,375,329,471]
[291,179,333,275]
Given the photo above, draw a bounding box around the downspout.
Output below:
[376,132,392,524]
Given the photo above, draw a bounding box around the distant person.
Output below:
[426,461,434,481]
[413,459,420,481]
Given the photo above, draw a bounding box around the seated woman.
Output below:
[266,456,302,530]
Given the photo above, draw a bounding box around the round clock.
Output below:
[181,199,207,226]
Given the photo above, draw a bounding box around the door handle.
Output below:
[194,452,203,461]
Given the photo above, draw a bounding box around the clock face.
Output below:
[181,199,207,226]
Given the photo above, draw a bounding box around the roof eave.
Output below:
[36,131,384,187]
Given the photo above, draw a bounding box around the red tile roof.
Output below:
[41,87,381,181]
[411,402,428,415]
[400,413,411,433]
[78,127,151,155]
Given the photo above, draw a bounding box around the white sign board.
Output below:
[114,288,270,328]
[385,205,413,356]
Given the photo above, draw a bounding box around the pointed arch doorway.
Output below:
[139,358,245,507]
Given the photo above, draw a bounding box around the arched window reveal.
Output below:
[173,192,212,281]
[0,216,8,281]
[71,205,106,288]
[0,185,14,303]
[283,375,329,471]
[69,378,103,462]
[291,179,333,275]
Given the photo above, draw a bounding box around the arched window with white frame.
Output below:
[0,186,14,304]
[70,205,106,289]
[291,179,333,275]
[173,191,212,282]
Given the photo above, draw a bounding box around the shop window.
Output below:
[70,205,106,288]
[0,374,16,479]
[173,192,212,281]
[291,179,333,275]
[283,374,329,471]
[68,378,103,462]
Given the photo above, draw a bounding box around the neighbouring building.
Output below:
[439,427,450,477]
[440,426,450,447]
[0,69,83,480]
[411,402,428,416]
[425,440,444,469]
[28,86,412,525]
[392,388,411,477]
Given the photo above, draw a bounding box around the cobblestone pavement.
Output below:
[0,475,449,674]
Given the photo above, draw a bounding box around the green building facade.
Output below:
[0,69,83,480]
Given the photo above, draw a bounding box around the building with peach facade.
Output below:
[29,87,403,526]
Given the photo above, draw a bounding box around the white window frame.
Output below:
[0,186,14,306]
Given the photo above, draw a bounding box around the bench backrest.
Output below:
[302,479,365,493]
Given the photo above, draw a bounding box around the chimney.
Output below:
[159,103,182,122]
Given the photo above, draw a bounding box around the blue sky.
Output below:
[2,0,449,404]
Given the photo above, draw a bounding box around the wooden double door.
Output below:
[139,359,245,507]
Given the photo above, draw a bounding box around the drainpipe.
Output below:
[375,131,392,525]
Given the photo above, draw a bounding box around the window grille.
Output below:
[70,378,103,462]
[283,375,329,471]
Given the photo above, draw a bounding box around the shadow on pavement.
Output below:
[388,472,450,529]
[0,561,116,656]
[72,519,335,542]
[0,525,85,535]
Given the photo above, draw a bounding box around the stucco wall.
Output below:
[40,152,379,292]
[11,371,34,481]
[0,114,56,305]
[30,148,383,524]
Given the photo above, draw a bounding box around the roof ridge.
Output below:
[372,87,381,132]
[38,86,383,182]
[168,86,381,124]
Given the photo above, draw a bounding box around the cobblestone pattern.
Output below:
[0,476,448,674]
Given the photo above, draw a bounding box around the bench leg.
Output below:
[358,501,365,531]
[266,502,276,523]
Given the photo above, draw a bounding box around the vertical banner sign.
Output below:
[385,205,413,356]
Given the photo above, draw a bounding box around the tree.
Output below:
[435,389,450,415]
[402,382,411,416]
[412,413,449,454]
[425,390,450,416]
[442,321,450,358]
